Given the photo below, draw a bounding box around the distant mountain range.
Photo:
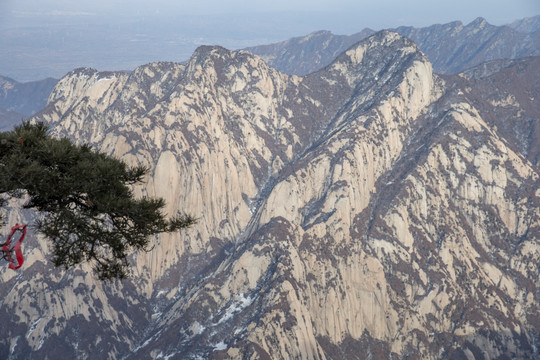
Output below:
[509,15,540,32]
[245,16,540,75]
[395,17,540,73]
[0,75,58,115]
[460,56,540,166]
[1,16,538,132]
[0,75,58,129]
[0,107,24,131]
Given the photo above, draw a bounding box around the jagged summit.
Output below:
[1,30,539,359]
[468,16,489,27]
[185,44,274,83]
[66,67,99,77]
[326,30,428,75]
[189,44,231,62]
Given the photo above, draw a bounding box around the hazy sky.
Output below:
[2,0,539,27]
[1,0,539,81]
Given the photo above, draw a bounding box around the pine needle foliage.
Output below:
[0,122,195,280]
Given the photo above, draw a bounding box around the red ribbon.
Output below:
[2,224,27,270]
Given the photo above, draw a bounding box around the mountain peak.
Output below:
[188,45,260,72]
[468,16,488,27]
[301,30,333,40]
[67,67,99,78]
[192,44,230,57]
[338,30,421,61]
[328,30,428,87]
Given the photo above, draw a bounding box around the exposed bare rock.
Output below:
[0,31,538,360]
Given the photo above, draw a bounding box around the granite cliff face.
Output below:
[0,31,539,359]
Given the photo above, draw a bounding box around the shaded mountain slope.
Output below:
[395,17,540,74]
[245,17,540,76]
[459,55,540,166]
[0,106,25,131]
[509,15,540,33]
[0,75,58,116]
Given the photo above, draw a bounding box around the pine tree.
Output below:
[0,122,195,280]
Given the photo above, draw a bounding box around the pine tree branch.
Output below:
[1,121,196,280]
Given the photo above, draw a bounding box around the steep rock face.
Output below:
[0,31,538,360]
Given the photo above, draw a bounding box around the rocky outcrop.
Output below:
[0,31,538,359]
